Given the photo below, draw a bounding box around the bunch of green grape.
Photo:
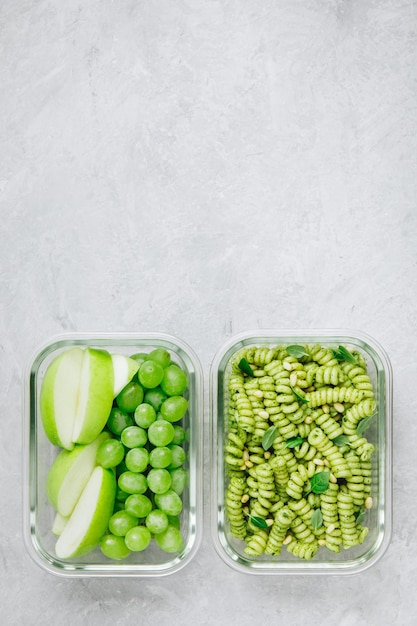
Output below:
[97,348,189,559]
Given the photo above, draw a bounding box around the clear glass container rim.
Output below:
[22,330,204,577]
[209,327,393,575]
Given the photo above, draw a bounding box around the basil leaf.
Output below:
[310,471,330,494]
[238,357,254,377]
[337,345,357,364]
[250,516,268,529]
[356,508,365,525]
[332,435,351,447]
[262,425,278,451]
[286,345,309,358]
[286,436,304,448]
[310,508,323,531]
[291,386,309,404]
[332,346,357,364]
[356,414,374,437]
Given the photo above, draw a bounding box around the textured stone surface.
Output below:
[1,0,417,624]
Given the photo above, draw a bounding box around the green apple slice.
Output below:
[55,465,116,559]
[72,348,114,445]
[40,347,140,450]
[46,432,110,517]
[111,353,140,396]
[40,347,84,450]
[51,512,68,536]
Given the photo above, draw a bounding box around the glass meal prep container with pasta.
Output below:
[210,330,392,575]
[23,332,203,577]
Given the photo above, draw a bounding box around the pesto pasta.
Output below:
[224,343,376,561]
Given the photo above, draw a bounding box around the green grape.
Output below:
[134,403,156,428]
[138,360,164,389]
[118,471,148,495]
[125,494,153,519]
[147,468,172,494]
[125,447,149,473]
[172,425,186,445]
[154,489,183,516]
[167,515,181,530]
[148,420,175,447]
[125,526,151,552]
[154,525,183,553]
[149,446,172,469]
[146,348,171,369]
[96,438,125,469]
[121,425,147,448]
[100,534,131,560]
[108,510,139,537]
[160,364,187,396]
[130,352,148,367]
[170,467,187,495]
[160,396,188,423]
[115,486,129,502]
[144,387,167,412]
[116,381,144,412]
[113,499,126,513]
[106,407,133,436]
[145,509,169,535]
[168,444,186,469]
[116,459,129,477]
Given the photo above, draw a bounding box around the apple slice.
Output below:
[52,512,68,536]
[40,347,140,449]
[40,347,84,450]
[111,353,140,396]
[72,348,114,444]
[46,431,110,517]
[55,465,116,559]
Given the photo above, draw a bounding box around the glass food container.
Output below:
[23,332,203,577]
[210,330,392,575]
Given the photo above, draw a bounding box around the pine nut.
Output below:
[290,373,298,387]
[322,404,330,413]
[334,402,344,413]
[327,524,336,534]
[253,389,263,398]
[283,361,292,371]
[313,458,324,465]
[258,410,269,419]
[241,494,249,503]
[283,535,292,545]
[329,473,337,483]
[365,496,373,509]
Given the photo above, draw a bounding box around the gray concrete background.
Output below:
[1,1,417,624]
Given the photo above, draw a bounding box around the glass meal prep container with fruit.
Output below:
[210,330,393,575]
[23,332,203,577]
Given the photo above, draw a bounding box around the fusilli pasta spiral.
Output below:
[225,342,377,561]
